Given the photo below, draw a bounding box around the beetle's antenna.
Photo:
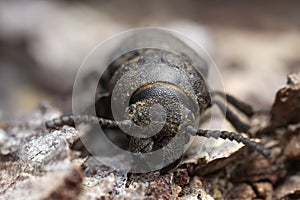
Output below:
[45,114,131,129]
[186,126,271,157]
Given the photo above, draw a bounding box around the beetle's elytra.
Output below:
[46,30,270,172]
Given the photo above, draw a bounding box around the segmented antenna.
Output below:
[45,114,130,129]
[187,126,271,157]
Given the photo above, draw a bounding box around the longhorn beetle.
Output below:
[45,30,270,172]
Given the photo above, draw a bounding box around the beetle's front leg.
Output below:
[129,137,155,172]
[129,137,154,153]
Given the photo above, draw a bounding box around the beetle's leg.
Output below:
[160,157,182,174]
[95,92,110,101]
[70,137,90,157]
[212,91,254,117]
[45,114,130,129]
[129,137,155,172]
[129,137,154,153]
[212,99,250,133]
[187,126,270,157]
[83,92,110,114]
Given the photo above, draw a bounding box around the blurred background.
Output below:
[0,0,299,120]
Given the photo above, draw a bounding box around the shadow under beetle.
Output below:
[46,30,270,173]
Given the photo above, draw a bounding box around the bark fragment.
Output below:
[270,72,300,129]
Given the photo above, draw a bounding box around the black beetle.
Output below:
[46,30,270,172]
